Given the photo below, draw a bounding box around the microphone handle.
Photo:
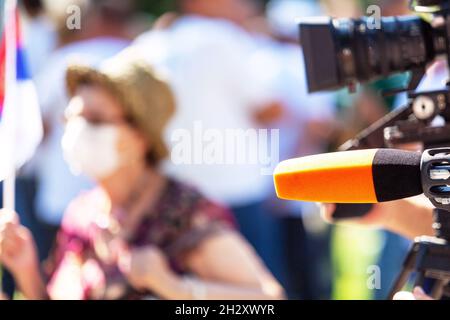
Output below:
[332,203,374,220]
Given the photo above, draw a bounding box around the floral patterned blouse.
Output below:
[45,178,235,300]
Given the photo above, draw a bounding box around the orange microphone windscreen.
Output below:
[274,149,422,203]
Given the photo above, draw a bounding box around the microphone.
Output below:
[274,149,423,203]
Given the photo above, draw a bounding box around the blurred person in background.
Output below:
[0,50,284,300]
[3,0,135,298]
[31,0,133,266]
[244,0,337,299]
[21,0,56,76]
[132,0,287,283]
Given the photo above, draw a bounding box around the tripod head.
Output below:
[339,85,450,151]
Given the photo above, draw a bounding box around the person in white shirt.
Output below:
[242,0,337,299]
[133,0,285,278]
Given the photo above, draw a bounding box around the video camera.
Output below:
[300,0,450,150]
[301,0,447,93]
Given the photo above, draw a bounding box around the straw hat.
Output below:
[66,48,176,164]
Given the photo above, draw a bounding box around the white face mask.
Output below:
[62,117,122,179]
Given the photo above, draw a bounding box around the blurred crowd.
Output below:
[0,0,413,300]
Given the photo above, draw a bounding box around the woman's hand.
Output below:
[0,209,39,278]
[118,245,178,294]
[0,209,46,300]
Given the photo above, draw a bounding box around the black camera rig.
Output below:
[299,0,450,299]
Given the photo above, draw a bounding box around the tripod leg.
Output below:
[388,245,419,300]
[415,272,426,288]
[430,279,450,300]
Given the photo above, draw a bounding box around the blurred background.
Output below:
[0,0,413,300]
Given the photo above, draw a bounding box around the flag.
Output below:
[0,0,43,181]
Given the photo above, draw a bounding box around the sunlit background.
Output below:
[0,0,414,300]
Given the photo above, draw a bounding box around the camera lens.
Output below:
[300,15,442,92]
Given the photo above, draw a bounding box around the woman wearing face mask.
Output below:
[0,49,284,300]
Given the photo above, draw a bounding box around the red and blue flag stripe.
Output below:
[0,9,31,119]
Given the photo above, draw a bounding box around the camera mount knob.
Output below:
[413,95,437,120]
[422,148,450,209]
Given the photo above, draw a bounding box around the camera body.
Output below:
[299,0,450,151]
[300,0,450,93]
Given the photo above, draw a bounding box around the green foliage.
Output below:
[135,0,178,18]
